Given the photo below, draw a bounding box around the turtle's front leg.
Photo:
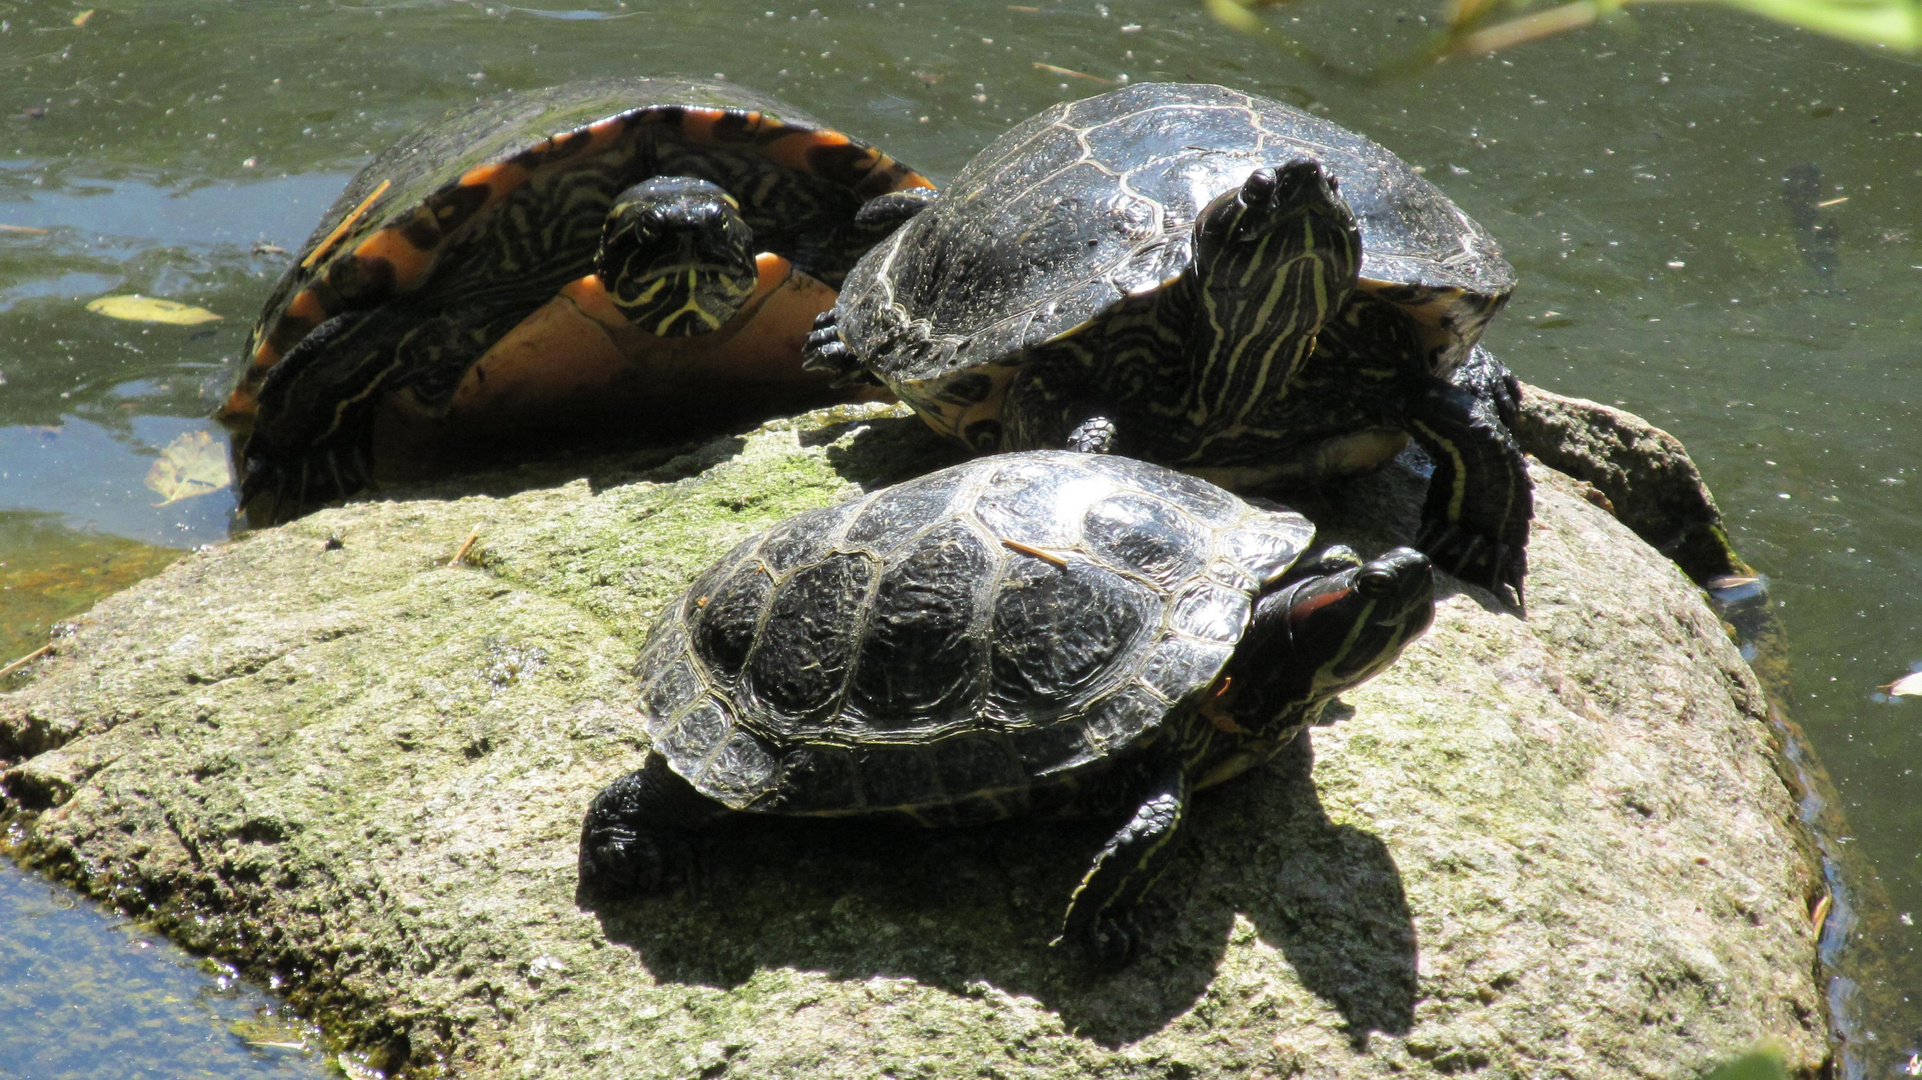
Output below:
[578,752,730,901]
[1400,373,1533,611]
[1450,345,1522,430]
[1056,763,1192,966]
[1064,416,1119,454]
[801,310,885,388]
[1003,352,1130,455]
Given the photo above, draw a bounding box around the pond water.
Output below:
[0,0,1917,1073]
[0,848,338,1079]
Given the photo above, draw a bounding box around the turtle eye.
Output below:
[1241,168,1278,206]
[1358,567,1396,596]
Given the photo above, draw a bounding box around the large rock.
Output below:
[0,402,1827,1079]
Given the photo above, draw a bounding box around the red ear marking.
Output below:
[1286,587,1350,623]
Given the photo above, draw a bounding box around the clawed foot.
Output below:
[1451,345,1523,430]
[237,440,376,526]
[801,311,879,387]
[1053,911,1142,970]
[1416,519,1526,613]
[576,774,697,902]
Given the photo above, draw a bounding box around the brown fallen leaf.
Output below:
[143,430,232,505]
[0,223,50,235]
[72,8,94,26]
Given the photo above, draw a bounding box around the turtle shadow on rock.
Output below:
[581,731,1415,1048]
[807,410,969,488]
[376,433,755,506]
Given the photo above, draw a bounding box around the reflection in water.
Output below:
[1780,163,1840,286]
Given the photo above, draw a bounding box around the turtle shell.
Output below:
[634,450,1315,818]
[836,81,1511,391]
[222,76,932,423]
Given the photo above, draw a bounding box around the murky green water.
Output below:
[1,0,1917,1072]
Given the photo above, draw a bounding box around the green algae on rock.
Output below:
[2,401,1826,1078]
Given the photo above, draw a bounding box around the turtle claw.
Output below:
[1052,908,1142,969]
[1452,345,1523,430]
[803,310,876,387]
[236,437,378,526]
[1416,519,1526,613]
[1081,914,1142,970]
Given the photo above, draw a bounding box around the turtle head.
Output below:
[598,176,759,337]
[1220,545,1434,734]
[1192,160,1359,281]
[1183,160,1362,426]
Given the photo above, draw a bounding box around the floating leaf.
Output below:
[86,294,222,325]
[1202,0,1266,32]
[144,430,232,505]
[71,8,94,26]
[1887,671,1922,697]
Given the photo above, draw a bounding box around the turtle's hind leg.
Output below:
[1056,763,1192,967]
[579,752,730,902]
[239,302,515,522]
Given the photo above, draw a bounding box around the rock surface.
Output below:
[1512,384,1749,584]
[1,402,1826,1079]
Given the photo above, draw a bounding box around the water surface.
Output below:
[1,0,1917,1071]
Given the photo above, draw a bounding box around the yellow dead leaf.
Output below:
[85,294,223,325]
[1202,0,1264,32]
[1888,672,1922,697]
[144,430,232,505]
[72,8,94,26]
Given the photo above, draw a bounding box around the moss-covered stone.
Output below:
[1,402,1825,1078]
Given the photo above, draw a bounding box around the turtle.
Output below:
[219,77,935,521]
[804,82,1532,606]
[577,449,1434,963]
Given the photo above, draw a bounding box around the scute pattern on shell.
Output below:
[227,76,931,421]
[837,81,1512,386]
[638,450,1315,814]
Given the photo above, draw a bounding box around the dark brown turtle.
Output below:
[806,82,1531,605]
[579,450,1434,964]
[220,77,933,519]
